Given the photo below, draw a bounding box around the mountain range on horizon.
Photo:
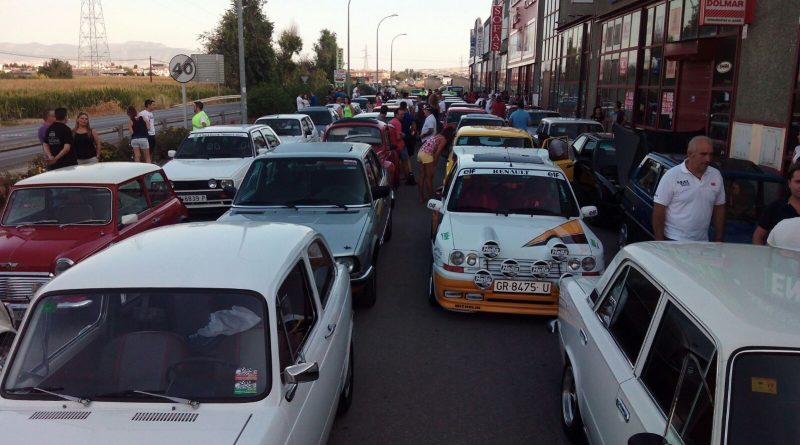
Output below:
[0,41,200,66]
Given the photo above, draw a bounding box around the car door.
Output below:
[572,136,594,203]
[263,127,281,148]
[364,151,388,243]
[116,178,157,239]
[574,263,663,445]
[142,170,180,226]
[623,158,664,238]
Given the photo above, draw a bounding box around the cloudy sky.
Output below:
[0,0,490,69]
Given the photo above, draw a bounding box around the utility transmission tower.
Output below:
[78,0,112,75]
[362,46,369,71]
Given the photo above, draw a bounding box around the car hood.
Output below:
[220,207,370,256]
[443,213,601,258]
[163,158,253,181]
[0,227,112,273]
[0,407,269,445]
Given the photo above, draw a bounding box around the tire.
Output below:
[618,222,629,252]
[337,341,354,415]
[561,363,586,443]
[428,270,439,306]
[383,212,393,243]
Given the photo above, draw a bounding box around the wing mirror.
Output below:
[581,206,598,218]
[284,361,319,384]
[167,150,176,158]
[120,214,138,226]
[427,199,444,214]
[372,185,391,200]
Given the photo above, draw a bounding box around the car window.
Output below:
[144,171,169,206]
[365,153,381,187]
[596,265,662,364]
[275,261,318,376]
[307,240,335,309]
[641,302,716,444]
[118,179,149,217]
[572,136,587,155]
[636,159,663,195]
[263,128,280,148]
[2,187,112,226]
[253,131,268,150]
[455,136,532,148]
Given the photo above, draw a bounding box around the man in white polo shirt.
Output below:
[653,136,726,241]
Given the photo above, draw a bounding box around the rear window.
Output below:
[455,135,532,148]
[302,110,333,126]
[550,123,604,139]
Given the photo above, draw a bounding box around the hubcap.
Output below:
[562,368,577,426]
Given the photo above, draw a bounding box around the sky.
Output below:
[0,0,491,69]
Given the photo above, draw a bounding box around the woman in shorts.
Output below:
[127,105,151,163]
[417,126,454,203]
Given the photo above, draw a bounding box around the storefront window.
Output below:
[654,3,666,44]
[713,36,737,88]
[709,91,731,142]
[667,0,683,42]
[681,0,699,40]
[660,90,675,130]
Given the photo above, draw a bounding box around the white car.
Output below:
[427,149,603,316]
[255,114,320,144]
[0,222,354,445]
[163,125,281,211]
[556,242,800,445]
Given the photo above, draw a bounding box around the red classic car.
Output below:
[0,162,187,323]
[323,118,400,188]
[445,106,487,130]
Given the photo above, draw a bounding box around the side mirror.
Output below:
[371,185,391,200]
[628,433,667,445]
[120,214,138,226]
[0,303,14,333]
[581,206,599,218]
[223,185,237,197]
[257,148,269,156]
[167,150,176,158]
[284,362,319,384]
[427,199,444,214]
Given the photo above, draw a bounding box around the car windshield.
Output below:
[2,187,112,227]
[2,291,270,402]
[727,352,800,444]
[303,110,333,126]
[447,169,579,217]
[455,135,533,148]
[175,133,253,159]
[549,123,604,139]
[235,157,370,206]
[326,125,383,145]
[263,119,302,136]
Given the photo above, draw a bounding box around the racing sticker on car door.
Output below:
[521,220,588,247]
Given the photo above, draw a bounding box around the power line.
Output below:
[0,50,167,64]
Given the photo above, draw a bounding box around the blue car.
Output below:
[618,152,788,248]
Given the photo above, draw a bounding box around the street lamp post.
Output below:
[390,33,407,85]
[236,0,247,124]
[346,0,352,97]
[376,14,398,88]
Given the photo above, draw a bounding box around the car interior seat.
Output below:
[98,331,188,393]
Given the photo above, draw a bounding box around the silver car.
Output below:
[218,142,393,307]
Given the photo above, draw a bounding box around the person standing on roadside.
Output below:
[138,99,157,155]
[296,93,305,111]
[420,105,437,144]
[753,162,800,244]
[44,108,77,170]
[389,108,410,182]
[333,97,344,118]
[508,101,531,131]
[417,126,455,203]
[399,102,417,185]
[491,95,506,119]
[192,101,210,131]
[38,109,55,158]
[72,112,102,165]
[342,97,356,118]
[653,136,725,241]
[128,106,151,163]
[309,92,318,107]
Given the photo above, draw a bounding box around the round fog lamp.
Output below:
[568,258,581,271]
[208,179,218,189]
[450,251,465,265]
[466,253,478,267]
[581,257,596,271]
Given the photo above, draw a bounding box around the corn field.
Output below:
[0,77,233,122]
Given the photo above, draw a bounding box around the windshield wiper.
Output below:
[59,219,107,228]
[94,389,199,409]
[15,219,58,228]
[236,201,297,209]
[7,386,90,406]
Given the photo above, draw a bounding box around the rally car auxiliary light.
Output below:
[473,270,493,290]
[481,241,501,259]
[500,259,520,277]
[531,260,551,278]
[550,243,569,261]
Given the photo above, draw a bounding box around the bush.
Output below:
[355,83,376,95]
[153,127,189,162]
[248,82,297,118]
[100,139,130,162]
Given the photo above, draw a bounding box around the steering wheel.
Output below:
[166,357,239,389]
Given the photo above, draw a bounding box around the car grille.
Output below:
[172,180,213,191]
[465,258,564,280]
[0,273,52,303]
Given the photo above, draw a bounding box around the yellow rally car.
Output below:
[448,126,574,180]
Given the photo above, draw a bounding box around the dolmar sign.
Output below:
[699,0,752,26]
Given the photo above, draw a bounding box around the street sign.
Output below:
[169,54,196,83]
[334,69,346,87]
[336,48,344,69]
[191,54,225,83]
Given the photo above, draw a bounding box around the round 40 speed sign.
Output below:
[169,54,196,83]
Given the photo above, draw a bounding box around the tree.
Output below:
[276,24,303,83]
[313,29,338,83]
[37,58,72,79]
[200,0,277,88]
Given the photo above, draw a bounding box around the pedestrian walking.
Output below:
[72,111,102,165]
[508,101,531,131]
[43,107,77,170]
[296,93,305,111]
[653,136,725,241]
[192,101,210,131]
[138,99,157,156]
[417,126,455,203]
[342,97,356,118]
[613,101,626,126]
[389,108,410,183]
[127,106,152,163]
[38,109,55,159]
[753,162,800,244]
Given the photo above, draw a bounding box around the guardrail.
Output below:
[0,109,242,154]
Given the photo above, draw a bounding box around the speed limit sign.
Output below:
[169,54,196,83]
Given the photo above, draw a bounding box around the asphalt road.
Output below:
[323,162,617,445]
[0,102,241,171]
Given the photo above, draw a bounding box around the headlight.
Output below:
[220,179,235,189]
[582,257,596,271]
[465,253,479,267]
[208,179,218,189]
[449,250,465,265]
[54,258,74,276]
[568,258,581,271]
[337,257,360,274]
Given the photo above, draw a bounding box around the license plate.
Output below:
[493,280,552,295]
[180,194,207,203]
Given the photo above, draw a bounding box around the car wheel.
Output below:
[383,212,393,243]
[428,270,439,307]
[618,222,629,251]
[337,341,354,415]
[561,363,586,443]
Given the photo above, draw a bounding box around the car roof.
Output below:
[541,118,603,125]
[258,114,311,120]
[298,106,331,112]
[615,242,800,352]
[447,107,478,113]
[40,222,315,295]
[460,114,504,120]
[16,162,162,186]
[268,142,370,158]
[191,124,266,133]
[330,118,387,128]
[455,148,561,171]
[453,146,554,166]
[456,126,531,137]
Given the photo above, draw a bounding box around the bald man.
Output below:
[652,136,726,241]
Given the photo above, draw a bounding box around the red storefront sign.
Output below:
[700,0,752,26]
[491,5,503,51]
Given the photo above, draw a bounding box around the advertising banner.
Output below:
[700,0,748,26]
[490,5,503,52]
[470,30,476,58]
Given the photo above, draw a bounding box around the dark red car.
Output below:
[323,118,400,188]
[445,107,487,130]
[0,162,188,323]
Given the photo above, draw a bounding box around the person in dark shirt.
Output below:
[614,101,626,126]
[44,107,78,170]
[38,109,55,161]
[753,162,800,244]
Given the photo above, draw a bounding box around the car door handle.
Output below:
[579,329,588,345]
[324,323,336,339]
[151,216,161,224]
[616,397,630,423]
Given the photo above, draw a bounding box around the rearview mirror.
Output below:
[120,214,138,226]
[427,199,444,214]
[167,150,176,158]
[284,362,319,384]
[372,186,391,200]
[581,206,599,218]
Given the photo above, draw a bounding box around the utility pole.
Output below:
[149,56,152,83]
[376,14,398,87]
[236,0,247,124]
[347,0,352,97]
[362,46,368,71]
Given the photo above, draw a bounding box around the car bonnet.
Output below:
[163,158,253,181]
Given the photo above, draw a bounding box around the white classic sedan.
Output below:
[0,222,354,445]
[255,114,321,144]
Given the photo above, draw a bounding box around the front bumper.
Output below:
[349,265,375,292]
[432,267,559,316]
